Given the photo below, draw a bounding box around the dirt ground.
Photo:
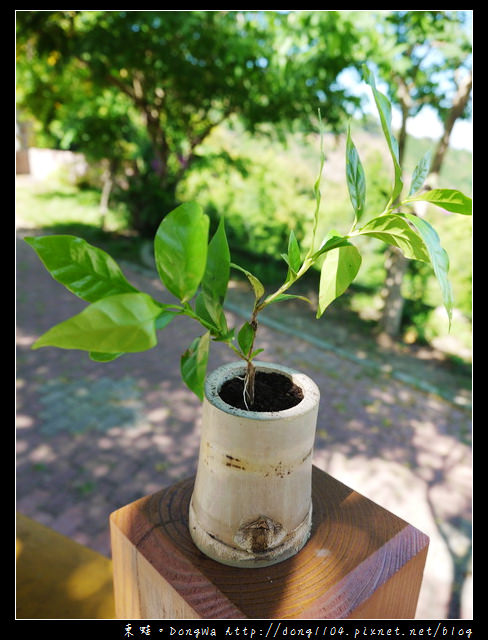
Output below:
[16,228,472,620]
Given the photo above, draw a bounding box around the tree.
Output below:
[429,67,472,183]
[364,11,472,338]
[16,10,363,235]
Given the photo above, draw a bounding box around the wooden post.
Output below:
[110,465,428,619]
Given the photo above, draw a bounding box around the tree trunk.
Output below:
[379,95,409,340]
[429,69,472,183]
[379,69,471,339]
[379,246,409,339]
[99,161,114,231]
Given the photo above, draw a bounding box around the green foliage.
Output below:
[196,217,231,336]
[25,72,471,404]
[113,172,180,238]
[345,125,366,227]
[181,333,211,400]
[362,66,403,207]
[403,189,472,215]
[181,133,315,265]
[24,235,139,302]
[407,150,431,197]
[357,11,471,129]
[32,292,165,355]
[354,215,430,262]
[402,136,472,195]
[154,202,210,303]
[16,10,364,236]
[317,245,362,318]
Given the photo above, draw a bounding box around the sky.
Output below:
[339,69,473,153]
[336,10,473,152]
[392,105,472,152]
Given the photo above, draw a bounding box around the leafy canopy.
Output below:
[16,11,363,230]
[25,70,472,402]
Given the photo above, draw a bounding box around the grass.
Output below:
[16,178,123,229]
[16,177,145,264]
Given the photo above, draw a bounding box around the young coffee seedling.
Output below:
[25,69,471,410]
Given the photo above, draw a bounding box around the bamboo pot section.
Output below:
[189,361,320,568]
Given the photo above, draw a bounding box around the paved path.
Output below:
[16,231,472,619]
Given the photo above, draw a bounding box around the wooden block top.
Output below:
[110,466,428,619]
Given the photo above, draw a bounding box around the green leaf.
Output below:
[194,291,228,335]
[155,308,178,330]
[311,230,351,260]
[24,235,139,303]
[407,150,431,197]
[265,293,312,306]
[355,214,430,262]
[317,245,362,318]
[363,66,403,205]
[202,216,230,302]
[403,189,472,215]
[237,321,255,356]
[346,124,366,225]
[287,229,301,274]
[32,293,164,353]
[194,216,230,336]
[212,327,235,344]
[401,213,454,327]
[154,202,210,302]
[230,263,265,302]
[89,351,123,362]
[180,332,210,400]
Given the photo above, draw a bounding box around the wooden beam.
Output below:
[16,513,115,619]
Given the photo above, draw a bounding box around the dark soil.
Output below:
[219,371,304,412]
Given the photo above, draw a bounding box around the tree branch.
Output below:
[430,68,472,177]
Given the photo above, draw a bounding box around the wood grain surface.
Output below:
[110,465,429,619]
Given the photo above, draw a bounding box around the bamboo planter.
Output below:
[189,361,320,568]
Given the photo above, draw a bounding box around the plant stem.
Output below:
[243,311,259,409]
[257,258,312,310]
[244,359,256,409]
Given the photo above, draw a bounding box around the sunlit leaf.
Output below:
[195,216,230,336]
[363,66,403,205]
[407,150,431,197]
[230,262,265,301]
[202,216,230,303]
[32,293,163,353]
[154,202,209,302]
[403,189,472,215]
[402,213,454,328]
[311,230,351,260]
[346,124,366,224]
[317,245,362,318]
[356,214,429,262]
[287,229,301,274]
[24,235,139,303]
